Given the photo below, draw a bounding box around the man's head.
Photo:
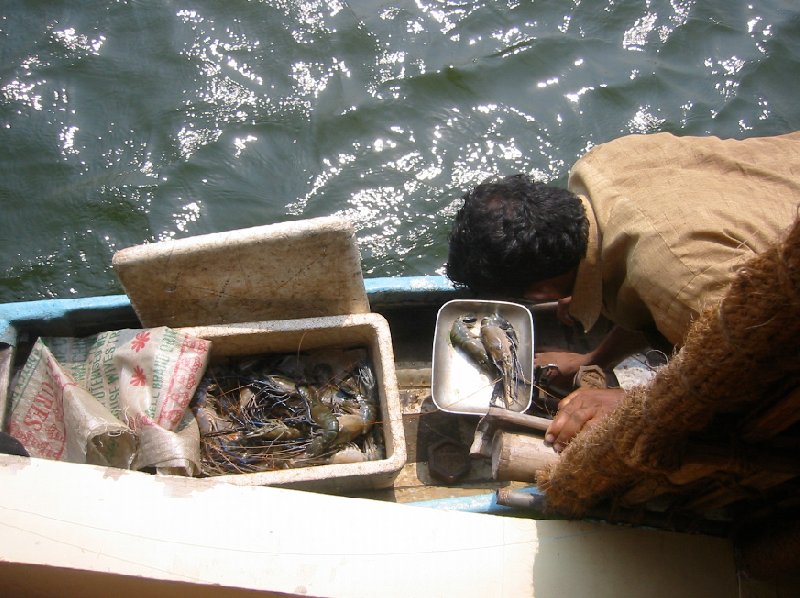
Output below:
[446,174,588,298]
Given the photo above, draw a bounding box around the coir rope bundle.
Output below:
[538,214,800,516]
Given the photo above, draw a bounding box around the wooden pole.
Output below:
[470,407,552,458]
[491,430,558,482]
[482,407,551,432]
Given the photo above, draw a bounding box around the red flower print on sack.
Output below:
[130,331,151,352]
[130,366,147,387]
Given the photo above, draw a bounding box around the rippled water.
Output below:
[2,0,799,302]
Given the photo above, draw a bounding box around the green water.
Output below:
[1,0,799,302]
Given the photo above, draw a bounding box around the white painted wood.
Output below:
[0,455,737,597]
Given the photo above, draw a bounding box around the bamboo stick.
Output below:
[491,430,558,482]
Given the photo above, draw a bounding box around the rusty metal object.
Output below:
[428,439,471,484]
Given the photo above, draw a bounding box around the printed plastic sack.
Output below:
[7,327,210,475]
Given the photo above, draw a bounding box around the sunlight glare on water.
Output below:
[0,0,799,301]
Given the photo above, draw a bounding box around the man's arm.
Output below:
[584,325,650,370]
[544,387,625,452]
[534,325,649,388]
[536,326,649,451]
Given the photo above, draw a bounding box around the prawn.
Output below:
[242,419,305,441]
[480,313,523,409]
[299,384,340,456]
[194,405,235,435]
[193,356,383,472]
[335,363,378,443]
[450,314,496,375]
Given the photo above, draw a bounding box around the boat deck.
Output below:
[3,282,798,594]
[347,300,607,505]
[0,279,608,509]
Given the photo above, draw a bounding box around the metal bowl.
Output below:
[431,299,534,415]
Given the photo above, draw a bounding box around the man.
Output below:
[446,131,800,453]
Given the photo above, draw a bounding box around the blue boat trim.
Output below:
[364,275,454,294]
[0,295,133,345]
[409,486,547,515]
[0,276,460,345]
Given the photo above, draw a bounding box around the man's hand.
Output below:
[544,387,625,453]
[534,351,592,390]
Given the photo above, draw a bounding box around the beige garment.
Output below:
[567,131,800,345]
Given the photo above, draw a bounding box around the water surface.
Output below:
[2,0,799,302]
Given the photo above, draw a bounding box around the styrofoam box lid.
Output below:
[112,216,370,328]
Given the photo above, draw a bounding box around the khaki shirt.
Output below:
[567,131,800,346]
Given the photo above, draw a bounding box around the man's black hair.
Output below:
[446,174,589,295]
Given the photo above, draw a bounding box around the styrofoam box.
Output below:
[107,217,406,493]
[177,312,406,493]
